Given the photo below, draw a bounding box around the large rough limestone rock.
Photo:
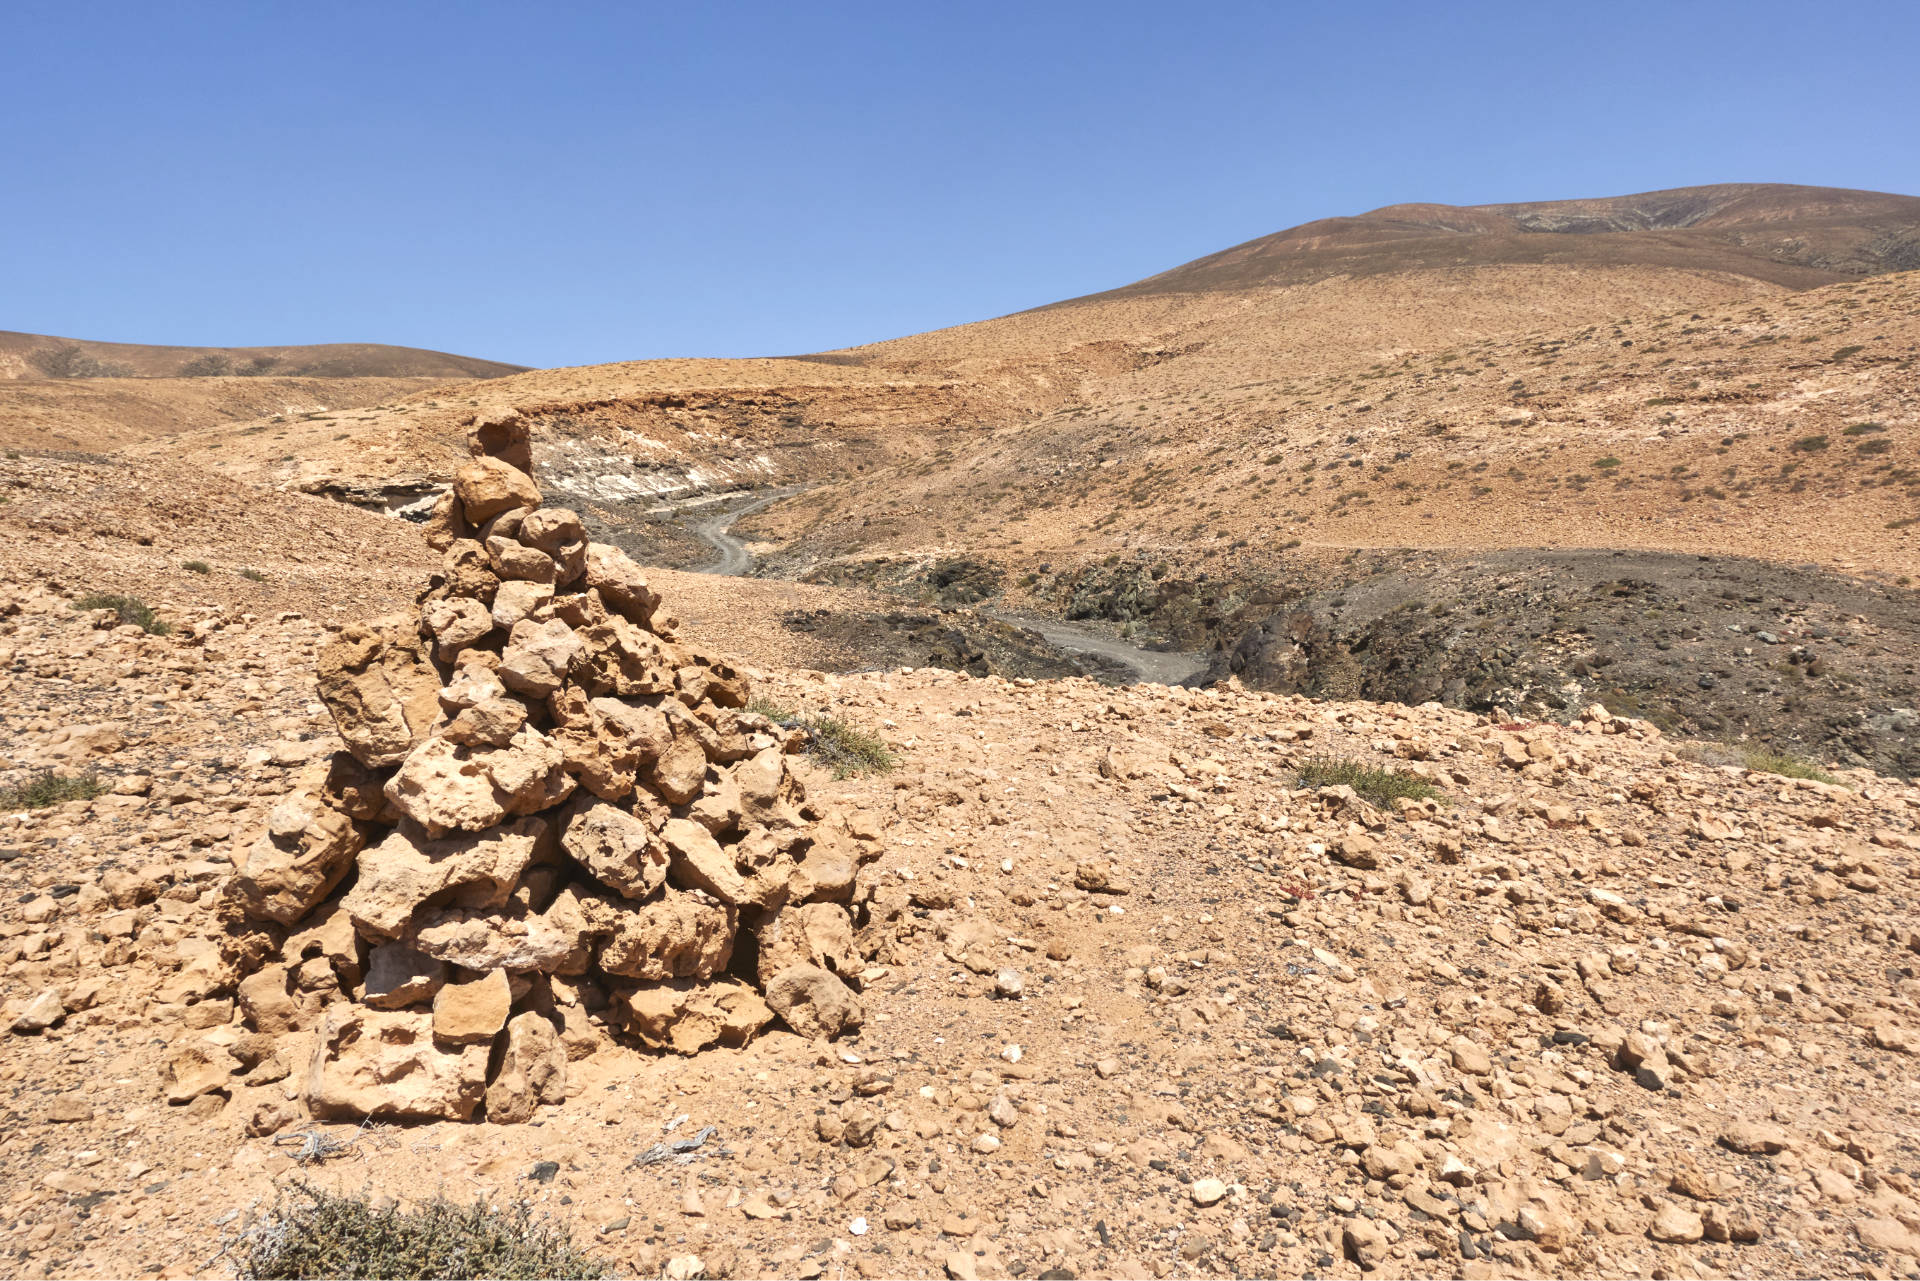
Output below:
[422,597,494,662]
[597,888,736,980]
[237,967,299,1035]
[305,1008,490,1121]
[358,940,447,1009]
[383,736,508,835]
[432,968,511,1043]
[560,796,668,899]
[651,724,711,805]
[613,977,772,1054]
[227,793,363,925]
[520,508,588,587]
[663,818,792,912]
[487,726,576,814]
[765,963,864,1040]
[789,828,861,904]
[438,540,501,604]
[454,455,541,526]
[491,579,554,629]
[485,1012,567,1123]
[317,616,442,767]
[440,696,527,750]
[756,902,856,986]
[468,409,533,473]
[423,488,472,552]
[230,417,873,1127]
[410,886,598,974]
[487,534,557,583]
[315,750,399,824]
[341,817,554,940]
[548,689,658,801]
[581,543,660,627]
[687,651,751,709]
[577,615,677,699]
[383,730,574,838]
[499,618,583,698]
[286,900,366,988]
[690,746,808,839]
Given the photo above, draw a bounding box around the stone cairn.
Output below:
[220,413,874,1123]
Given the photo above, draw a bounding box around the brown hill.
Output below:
[116,183,1920,625]
[133,182,1920,476]
[1091,182,1920,298]
[0,332,528,452]
[0,331,525,381]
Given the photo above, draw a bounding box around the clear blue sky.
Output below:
[6,0,1917,369]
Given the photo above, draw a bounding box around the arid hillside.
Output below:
[41,183,1920,773]
[1094,183,1920,298]
[4,417,1920,1281]
[0,331,525,382]
[5,467,1920,1281]
[139,183,1918,500]
[764,267,1920,583]
[0,332,527,452]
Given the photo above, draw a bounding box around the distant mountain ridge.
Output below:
[0,330,525,382]
[1086,182,1920,299]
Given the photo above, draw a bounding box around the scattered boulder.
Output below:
[11,987,65,1034]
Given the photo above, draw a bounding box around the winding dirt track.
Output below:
[987,609,1207,686]
[689,488,809,576]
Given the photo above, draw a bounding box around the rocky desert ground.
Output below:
[3,183,1920,1281]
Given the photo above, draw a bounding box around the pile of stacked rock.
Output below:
[222,413,874,1122]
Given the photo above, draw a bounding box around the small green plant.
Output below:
[1843,422,1887,436]
[803,715,897,778]
[1594,456,1621,469]
[1790,435,1829,453]
[181,560,211,574]
[73,592,171,635]
[234,1184,610,1280]
[1297,757,1443,806]
[238,567,268,582]
[745,694,798,723]
[1857,439,1891,455]
[0,771,105,810]
[1831,345,1865,361]
[1741,748,1838,785]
